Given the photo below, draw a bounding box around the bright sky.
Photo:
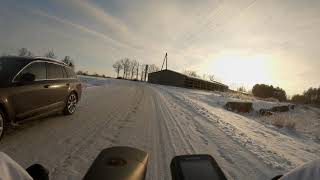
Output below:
[1,0,320,95]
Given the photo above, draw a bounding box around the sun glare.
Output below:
[206,53,274,89]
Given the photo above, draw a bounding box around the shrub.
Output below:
[270,114,296,129]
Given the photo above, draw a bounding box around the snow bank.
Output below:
[79,75,115,89]
[175,87,290,112]
[153,84,320,172]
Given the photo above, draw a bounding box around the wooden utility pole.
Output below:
[144,65,149,81]
[136,62,139,80]
[161,53,168,70]
[140,65,144,81]
[166,53,167,70]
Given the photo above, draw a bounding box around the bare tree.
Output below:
[140,64,150,81]
[44,50,57,58]
[62,56,75,69]
[120,58,131,78]
[202,74,209,81]
[183,70,199,78]
[140,64,146,81]
[208,74,215,82]
[112,58,158,81]
[130,60,138,79]
[148,64,160,73]
[144,65,149,81]
[112,60,123,77]
[136,62,139,80]
[76,70,85,75]
[27,51,34,57]
[237,86,247,93]
[1,52,11,56]
[18,48,34,57]
[137,64,159,81]
[18,48,28,56]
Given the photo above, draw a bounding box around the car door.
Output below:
[11,61,50,119]
[45,62,70,107]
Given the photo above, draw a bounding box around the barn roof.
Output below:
[149,69,228,88]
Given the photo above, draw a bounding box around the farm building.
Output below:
[148,69,228,92]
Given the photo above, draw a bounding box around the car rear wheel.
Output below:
[64,92,78,115]
[0,109,6,140]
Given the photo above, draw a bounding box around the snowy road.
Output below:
[0,79,288,180]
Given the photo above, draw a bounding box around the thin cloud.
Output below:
[70,0,130,35]
[30,9,136,51]
[58,0,144,50]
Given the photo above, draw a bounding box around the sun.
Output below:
[204,53,274,89]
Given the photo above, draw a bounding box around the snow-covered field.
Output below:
[0,76,319,180]
[157,85,320,170]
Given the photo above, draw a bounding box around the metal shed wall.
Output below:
[148,70,186,87]
[185,77,228,91]
[148,69,229,92]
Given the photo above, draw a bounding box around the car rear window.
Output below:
[15,62,46,81]
[65,67,76,78]
[0,57,31,87]
[47,63,64,79]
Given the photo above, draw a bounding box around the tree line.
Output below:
[291,87,320,105]
[2,48,75,69]
[76,70,109,78]
[112,60,222,83]
[252,84,287,102]
[181,70,320,105]
[251,83,320,105]
[112,58,159,81]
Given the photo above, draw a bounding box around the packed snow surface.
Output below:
[0,77,319,180]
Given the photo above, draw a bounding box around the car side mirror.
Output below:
[20,73,36,82]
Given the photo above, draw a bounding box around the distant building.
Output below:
[148,69,228,92]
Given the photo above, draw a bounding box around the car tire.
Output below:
[0,109,6,140]
[64,92,78,115]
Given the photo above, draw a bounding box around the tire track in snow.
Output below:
[153,94,178,179]
[153,85,282,179]
[156,91,197,154]
[51,84,145,179]
[50,110,118,178]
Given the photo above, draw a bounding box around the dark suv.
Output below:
[0,56,82,139]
